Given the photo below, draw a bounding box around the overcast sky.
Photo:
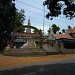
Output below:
[15,0,75,34]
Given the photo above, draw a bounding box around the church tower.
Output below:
[26,18,31,33]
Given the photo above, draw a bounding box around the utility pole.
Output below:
[43,5,45,35]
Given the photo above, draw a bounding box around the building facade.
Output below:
[46,27,75,54]
[11,18,42,48]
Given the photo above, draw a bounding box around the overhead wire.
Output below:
[16,6,43,17]
[16,6,74,25]
[16,0,74,26]
[16,0,45,12]
[16,0,74,22]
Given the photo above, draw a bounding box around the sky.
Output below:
[15,0,75,34]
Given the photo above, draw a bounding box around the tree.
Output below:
[68,25,72,30]
[0,0,25,50]
[0,0,16,50]
[62,29,66,33]
[15,9,25,32]
[33,29,37,34]
[51,24,60,34]
[39,29,42,34]
[59,32,62,34]
[43,0,75,19]
[48,27,51,35]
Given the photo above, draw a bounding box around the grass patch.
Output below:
[36,43,40,49]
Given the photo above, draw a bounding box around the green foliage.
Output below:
[43,0,75,19]
[48,27,51,35]
[0,0,25,50]
[36,44,40,49]
[14,25,42,34]
[33,29,37,34]
[15,9,25,32]
[0,0,16,50]
[68,25,71,30]
[35,41,40,49]
[59,32,62,34]
[51,24,60,34]
[62,29,66,33]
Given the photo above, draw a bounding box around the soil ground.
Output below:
[0,54,75,68]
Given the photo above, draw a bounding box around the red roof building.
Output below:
[47,27,75,54]
[54,27,75,40]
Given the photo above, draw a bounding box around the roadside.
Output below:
[0,54,75,69]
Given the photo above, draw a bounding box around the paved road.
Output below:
[0,56,75,75]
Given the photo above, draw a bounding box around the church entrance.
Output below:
[11,25,43,49]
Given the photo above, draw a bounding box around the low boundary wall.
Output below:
[4,48,47,56]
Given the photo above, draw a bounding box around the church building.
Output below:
[11,18,41,48]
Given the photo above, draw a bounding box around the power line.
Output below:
[26,15,42,23]
[16,6,51,24]
[16,0,45,12]
[16,6,74,25]
[25,14,74,28]
[16,6,43,17]
[16,0,74,27]
[25,15,74,32]
[25,14,74,32]
[16,0,74,22]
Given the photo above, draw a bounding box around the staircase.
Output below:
[4,39,47,56]
[21,41,36,48]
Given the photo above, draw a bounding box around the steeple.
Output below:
[26,18,31,33]
[27,17,31,26]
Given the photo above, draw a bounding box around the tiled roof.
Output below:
[54,34,75,40]
[66,26,75,34]
[71,27,75,33]
[54,27,75,40]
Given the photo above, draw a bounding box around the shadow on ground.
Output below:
[0,63,75,75]
[0,51,4,54]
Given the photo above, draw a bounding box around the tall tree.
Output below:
[59,32,62,34]
[62,29,66,33]
[68,25,72,30]
[48,27,51,35]
[0,0,16,50]
[0,0,25,50]
[33,29,37,34]
[51,24,60,34]
[15,9,25,32]
[43,0,75,19]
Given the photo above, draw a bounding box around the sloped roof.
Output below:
[54,34,75,40]
[66,27,75,34]
[47,27,75,40]
[71,27,75,33]
[54,27,75,40]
